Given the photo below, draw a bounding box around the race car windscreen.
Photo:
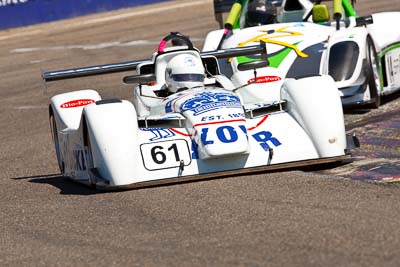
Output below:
[328,41,359,82]
[245,11,275,26]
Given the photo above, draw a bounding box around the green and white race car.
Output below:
[207,0,400,108]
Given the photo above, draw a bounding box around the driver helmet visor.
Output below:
[170,73,205,82]
[246,11,275,26]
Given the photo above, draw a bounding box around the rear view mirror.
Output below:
[237,60,268,71]
[123,74,156,84]
[237,40,268,71]
[356,15,373,27]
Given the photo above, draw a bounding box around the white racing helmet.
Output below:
[165,53,205,93]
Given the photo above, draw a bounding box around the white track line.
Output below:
[11,38,204,53]
[11,40,158,53]
[15,105,47,110]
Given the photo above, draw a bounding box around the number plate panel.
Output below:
[385,48,400,88]
[140,139,192,171]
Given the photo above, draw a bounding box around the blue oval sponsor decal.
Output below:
[180,91,242,116]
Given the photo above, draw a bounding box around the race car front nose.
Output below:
[195,122,250,160]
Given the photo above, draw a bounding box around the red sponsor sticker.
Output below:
[60,99,95,108]
[248,75,282,84]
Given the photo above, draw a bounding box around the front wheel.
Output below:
[83,118,96,187]
[50,113,64,174]
[366,36,381,108]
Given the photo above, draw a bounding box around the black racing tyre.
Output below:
[50,113,64,174]
[83,118,96,187]
[366,36,381,108]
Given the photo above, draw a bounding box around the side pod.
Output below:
[83,100,140,187]
[281,75,346,157]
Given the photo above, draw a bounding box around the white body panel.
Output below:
[50,75,349,189]
[367,13,400,53]
[281,75,346,157]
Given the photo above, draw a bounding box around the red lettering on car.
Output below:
[60,99,95,108]
[248,75,282,84]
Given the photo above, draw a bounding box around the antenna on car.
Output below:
[231,68,259,92]
[217,1,242,50]
[333,0,343,30]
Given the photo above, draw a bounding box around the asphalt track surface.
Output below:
[1,0,400,266]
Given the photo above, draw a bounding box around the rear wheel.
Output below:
[366,36,381,108]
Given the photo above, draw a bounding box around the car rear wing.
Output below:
[42,43,267,82]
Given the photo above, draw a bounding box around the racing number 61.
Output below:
[151,143,179,164]
[141,139,191,170]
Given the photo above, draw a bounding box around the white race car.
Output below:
[205,0,400,108]
[44,33,356,190]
